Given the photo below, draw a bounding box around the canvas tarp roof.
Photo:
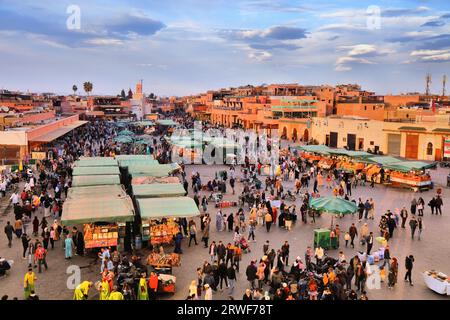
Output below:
[132,176,180,185]
[62,196,134,226]
[366,156,402,165]
[137,197,200,219]
[132,183,186,198]
[298,145,331,154]
[128,163,181,177]
[118,159,159,167]
[67,185,126,200]
[74,157,118,167]
[156,119,178,126]
[72,175,121,187]
[73,166,121,176]
[327,149,372,158]
[384,161,435,172]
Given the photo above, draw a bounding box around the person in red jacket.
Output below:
[148,272,159,300]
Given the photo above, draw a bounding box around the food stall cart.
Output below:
[146,252,181,294]
[422,270,450,295]
[62,189,135,252]
[385,161,433,192]
[136,196,200,245]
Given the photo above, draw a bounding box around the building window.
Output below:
[427,142,433,155]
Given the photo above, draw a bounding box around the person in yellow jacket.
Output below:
[24,268,37,299]
[99,279,110,300]
[108,286,124,300]
[73,281,93,300]
[137,273,149,300]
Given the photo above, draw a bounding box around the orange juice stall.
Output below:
[384,161,433,192]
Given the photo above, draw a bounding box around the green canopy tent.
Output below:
[156,119,179,126]
[131,120,155,127]
[66,185,127,200]
[327,149,372,158]
[132,183,186,198]
[384,161,436,172]
[128,163,181,178]
[136,197,200,220]
[118,130,135,136]
[72,175,121,187]
[74,158,118,167]
[309,196,357,228]
[366,156,402,165]
[73,166,121,176]
[298,145,331,155]
[115,155,158,168]
[114,136,134,144]
[62,196,134,226]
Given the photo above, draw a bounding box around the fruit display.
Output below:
[149,221,180,245]
[147,252,181,267]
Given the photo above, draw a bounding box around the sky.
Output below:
[0,0,449,96]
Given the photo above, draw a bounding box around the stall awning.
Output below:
[67,185,127,200]
[156,119,179,126]
[128,163,181,177]
[397,126,427,132]
[366,156,402,165]
[384,161,436,172]
[132,183,186,198]
[73,166,121,176]
[137,197,200,219]
[298,145,331,155]
[29,120,88,142]
[62,196,134,226]
[74,157,118,167]
[72,175,121,187]
[432,128,450,133]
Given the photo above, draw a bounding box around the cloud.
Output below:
[220,26,307,41]
[248,51,272,61]
[410,49,450,62]
[421,20,446,27]
[382,6,431,17]
[340,44,377,56]
[106,13,166,38]
[249,43,301,51]
[84,38,124,46]
[0,8,165,48]
[239,0,309,14]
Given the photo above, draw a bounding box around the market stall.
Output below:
[384,161,433,191]
[422,271,450,295]
[132,183,186,199]
[127,163,181,178]
[72,175,121,187]
[136,197,200,244]
[75,157,118,167]
[72,166,121,176]
[62,194,135,251]
[131,176,180,185]
[67,185,126,200]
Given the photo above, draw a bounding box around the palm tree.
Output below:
[83,82,93,96]
[72,85,78,96]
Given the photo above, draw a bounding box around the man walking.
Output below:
[34,244,48,273]
[409,216,418,239]
[435,196,443,215]
[366,232,374,255]
[227,264,236,295]
[246,261,257,289]
[404,255,415,286]
[4,221,14,248]
[400,207,408,228]
[349,223,358,249]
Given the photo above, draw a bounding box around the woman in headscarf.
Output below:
[188,280,198,299]
[65,234,74,259]
[137,273,149,300]
[215,210,223,232]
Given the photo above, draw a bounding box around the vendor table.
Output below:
[422,271,450,295]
